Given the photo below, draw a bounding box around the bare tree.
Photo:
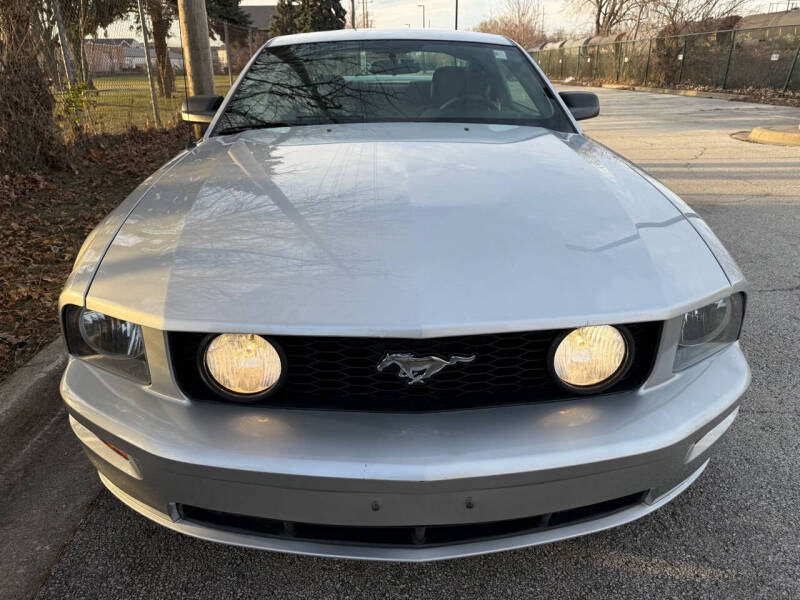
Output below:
[565,0,642,35]
[647,0,746,35]
[0,0,64,173]
[474,0,543,48]
[146,0,176,99]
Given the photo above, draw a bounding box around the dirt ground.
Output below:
[0,125,189,382]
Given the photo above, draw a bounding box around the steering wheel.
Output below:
[438,94,497,112]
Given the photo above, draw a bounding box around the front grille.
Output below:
[178,491,646,549]
[168,322,660,411]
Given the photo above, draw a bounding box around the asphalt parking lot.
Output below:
[6,87,800,600]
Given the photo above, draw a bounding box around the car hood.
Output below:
[85,122,730,336]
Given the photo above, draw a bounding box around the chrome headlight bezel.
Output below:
[197,333,287,403]
[62,305,150,384]
[674,293,745,371]
[547,325,634,394]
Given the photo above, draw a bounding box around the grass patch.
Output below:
[54,74,234,134]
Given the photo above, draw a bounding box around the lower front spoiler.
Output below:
[98,461,708,562]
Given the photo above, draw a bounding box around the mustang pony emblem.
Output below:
[377,353,476,385]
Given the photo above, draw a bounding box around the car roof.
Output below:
[268,28,514,47]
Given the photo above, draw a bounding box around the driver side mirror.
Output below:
[181,95,224,124]
[559,92,599,120]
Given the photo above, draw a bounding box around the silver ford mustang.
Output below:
[59,29,750,561]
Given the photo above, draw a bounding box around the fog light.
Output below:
[203,334,283,400]
[551,325,629,392]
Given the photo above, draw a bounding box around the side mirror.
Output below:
[180,95,224,124]
[559,91,599,121]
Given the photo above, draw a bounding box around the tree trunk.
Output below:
[52,0,76,87]
[0,0,64,173]
[147,1,174,99]
[32,9,63,90]
[68,34,85,82]
[81,38,94,89]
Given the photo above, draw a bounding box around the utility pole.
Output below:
[177,0,215,136]
[455,0,458,30]
[350,0,356,28]
[418,4,425,28]
[136,0,162,128]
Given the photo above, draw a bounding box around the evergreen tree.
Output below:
[270,0,299,36]
[206,0,251,27]
[270,0,347,36]
[295,0,347,33]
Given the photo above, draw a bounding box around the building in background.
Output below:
[211,47,229,73]
[123,45,184,72]
[84,39,138,73]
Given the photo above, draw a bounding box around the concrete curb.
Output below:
[748,125,800,146]
[0,338,67,463]
[600,84,756,102]
[0,338,102,600]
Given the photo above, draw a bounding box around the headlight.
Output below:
[202,334,283,401]
[674,293,744,371]
[551,325,630,392]
[62,306,149,383]
[79,309,145,358]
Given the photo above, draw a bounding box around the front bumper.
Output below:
[62,343,749,561]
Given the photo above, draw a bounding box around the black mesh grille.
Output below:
[168,322,661,411]
[177,491,647,549]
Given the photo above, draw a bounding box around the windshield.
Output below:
[212,40,574,135]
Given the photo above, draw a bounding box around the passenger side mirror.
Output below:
[559,92,600,121]
[181,95,224,124]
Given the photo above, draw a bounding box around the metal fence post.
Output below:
[784,40,800,92]
[594,44,600,79]
[576,46,581,78]
[643,38,652,85]
[722,30,737,89]
[223,21,233,88]
[136,0,162,128]
[615,42,622,81]
[678,35,687,84]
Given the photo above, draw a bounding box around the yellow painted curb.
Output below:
[748,126,800,146]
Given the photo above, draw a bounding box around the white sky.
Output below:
[240,0,589,32]
[240,0,785,35]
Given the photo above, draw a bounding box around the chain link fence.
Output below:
[33,1,268,136]
[530,23,800,93]
[30,6,800,137]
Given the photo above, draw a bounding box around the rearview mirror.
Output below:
[559,92,599,121]
[181,95,224,124]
